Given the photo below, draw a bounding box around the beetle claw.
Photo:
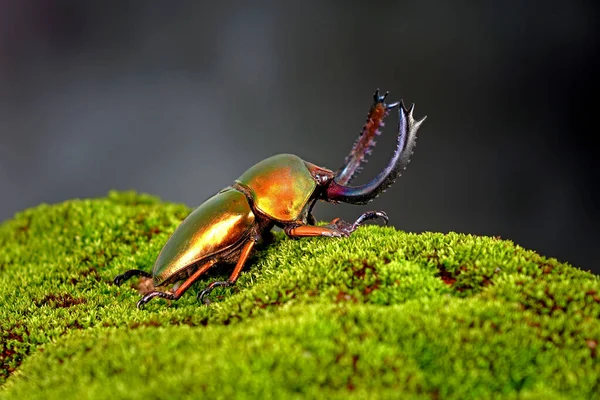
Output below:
[113,269,152,286]
[197,281,231,305]
[322,211,387,237]
[352,210,389,230]
[197,289,210,304]
[136,290,176,309]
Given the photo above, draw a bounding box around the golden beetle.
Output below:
[114,90,425,308]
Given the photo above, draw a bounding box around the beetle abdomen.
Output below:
[236,154,316,222]
[152,188,255,285]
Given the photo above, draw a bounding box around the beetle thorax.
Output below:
[235,154,318,222]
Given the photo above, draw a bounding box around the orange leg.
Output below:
[136,259,216,309]
[173,259,217,298]
[285,220,347,237]
[285,211,389,239]
[197,238,257,304]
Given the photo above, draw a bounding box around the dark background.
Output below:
[1,1,598,273]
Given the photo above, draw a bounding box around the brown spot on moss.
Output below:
[586,339,597,358]
[1,333,20,360]
[352,260,376,280]
[68,320,85,330]
[129,320,162,329]
[17,224,29,233]
[35,293,86,308]
[428,252,462,289]
[345,354,360,391]
[352,260,381,296]
[352,354,359,370]
[335,291,358,303]
[363,283,380,295]
[526,320,541,328]
[1,326,29,379]
[519,285,570,315]
[168,316,207,327]
[481,276,493,287]
[254,298,268,309]
[437,264,458,286]
[585,289,600,304]
[145,226,162,239]
[254,288,298,309]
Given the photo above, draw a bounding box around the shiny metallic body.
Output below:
[236,154,317,222]
[154,154,319,286]
[113,89,426,308]
[153,188,255,285]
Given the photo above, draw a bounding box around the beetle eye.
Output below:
[315,173,330,185]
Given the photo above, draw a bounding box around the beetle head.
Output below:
[324,92,426,205]
[305,162,335,187]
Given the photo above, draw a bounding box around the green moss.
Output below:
[0,191,598,399]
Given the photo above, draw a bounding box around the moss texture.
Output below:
[0,191,598,399]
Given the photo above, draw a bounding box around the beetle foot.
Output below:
[197,281,231,305]
[352,210,388,229]
[324,211,388,236]
[322,218,353,237]
[114,269,152,286]
[136,291,176,309]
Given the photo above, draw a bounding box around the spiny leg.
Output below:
[114,269,152,285]
[136,259,216,309]
[197,238,257,305]
[285,211,388,238]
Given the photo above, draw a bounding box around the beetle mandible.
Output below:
[114,89,426,308]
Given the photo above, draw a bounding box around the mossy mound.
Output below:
[0,191,598,399]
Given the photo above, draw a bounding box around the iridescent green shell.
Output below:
[235,154,316,222]
[152,188,255,285]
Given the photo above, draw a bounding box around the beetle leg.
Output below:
[285,210,388,238]
[136,259,216,309]
[113,269,152,285]
[197,238,257,305]
[136,291,177,309]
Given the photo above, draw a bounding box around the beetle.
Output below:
[114,89,425,308]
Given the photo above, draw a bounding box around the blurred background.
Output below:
[0,1,598,273]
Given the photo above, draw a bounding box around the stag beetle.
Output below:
[114,89,426,308]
